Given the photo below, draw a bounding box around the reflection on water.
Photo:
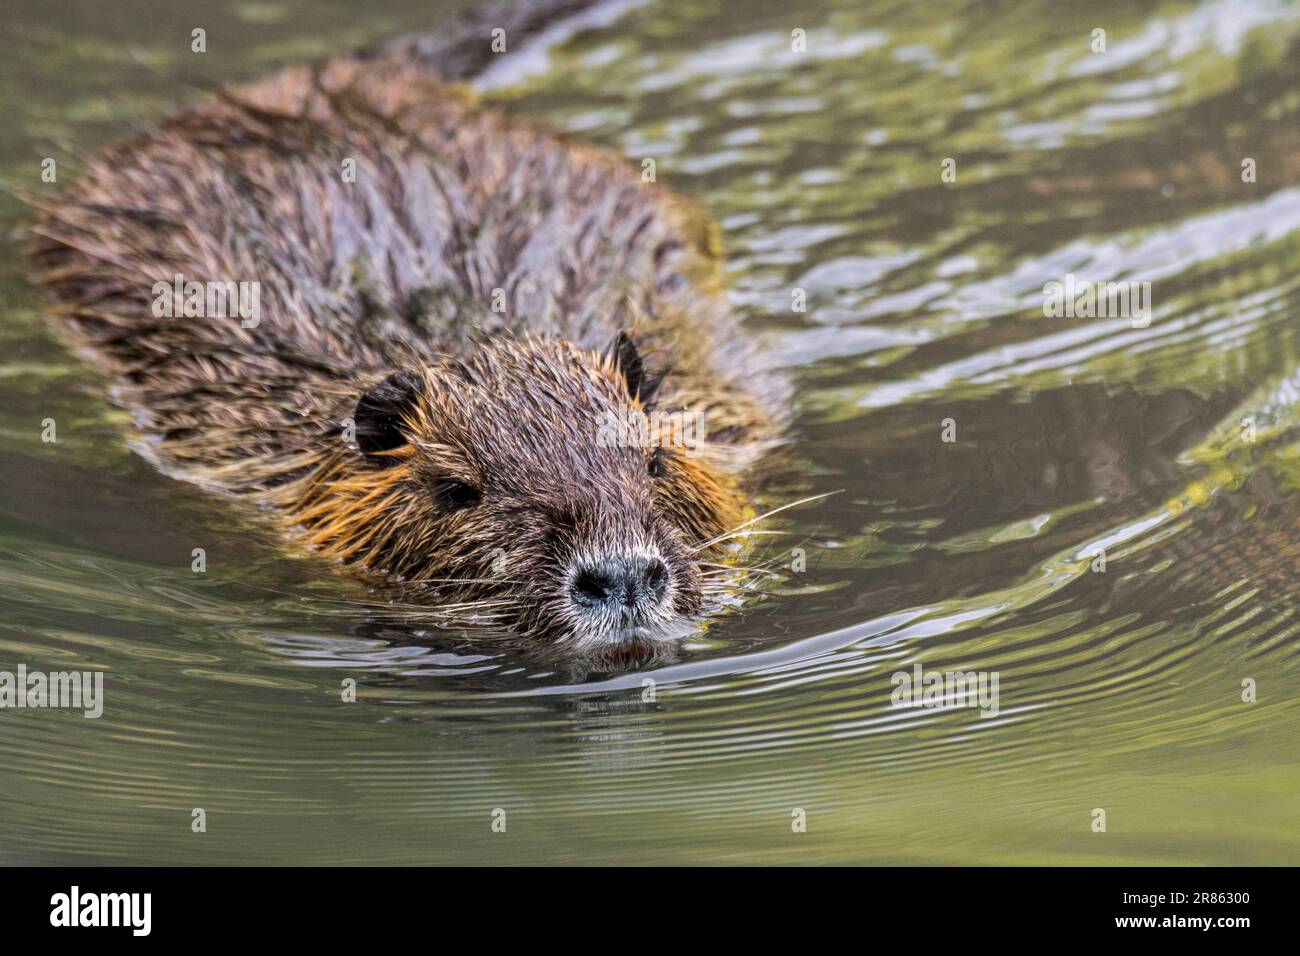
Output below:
[1,0,1299,864]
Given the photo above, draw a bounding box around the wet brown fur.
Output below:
[25,55,789,645]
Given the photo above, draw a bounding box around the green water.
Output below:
[1,0,1299,864]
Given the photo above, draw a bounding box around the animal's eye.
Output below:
[648,446,671,479]
[431,477,482,511]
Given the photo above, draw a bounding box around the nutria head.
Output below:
[293,336,743,652]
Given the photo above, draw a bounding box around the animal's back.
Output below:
[27,57,783,492]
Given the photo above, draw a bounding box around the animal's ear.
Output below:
[606,331,664,405]
[354,370,424,464]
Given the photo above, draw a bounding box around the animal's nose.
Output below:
[571,554,670,612]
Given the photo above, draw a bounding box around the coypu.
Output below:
[24,1,790,653]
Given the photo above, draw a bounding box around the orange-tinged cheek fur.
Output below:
[280,441,745,590]
[282,450,435,572]
[656,454,744,550]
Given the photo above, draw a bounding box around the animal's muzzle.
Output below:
[569,552,671,617]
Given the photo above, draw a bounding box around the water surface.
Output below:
[1,0,1298,864]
